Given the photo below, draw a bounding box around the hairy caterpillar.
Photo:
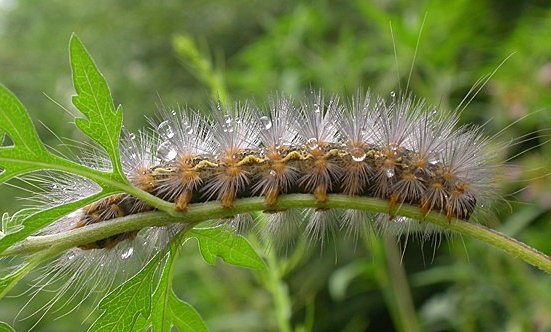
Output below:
[66,91,494,250]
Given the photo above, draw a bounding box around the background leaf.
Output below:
[70,35,125,178]
[150,248,208,332]
[189,226,266,270]
[167,293,207,332]
[88,254,162,332]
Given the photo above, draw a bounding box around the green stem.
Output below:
[2,194,550,275]
[2,153,177,214]
[382,234,421,332]
[248,213,293,332]
[262,250,293,332]
[49,156,178,214]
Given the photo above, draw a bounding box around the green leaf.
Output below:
[0,190,113,255]
[89,254,162,332]
[70,34,125,178]
[150,251,173,332]
[0,321,15,332]
[189,226,266,270]
[0,83,56,183]
[0,84,45,152]
[167,293,207,332]
[150,249,208,332]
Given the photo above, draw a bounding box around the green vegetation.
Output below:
[1,1,551,331]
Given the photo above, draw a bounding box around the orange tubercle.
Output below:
[314,184,328,203]
[175,190,193,211]
[265,187,280,207]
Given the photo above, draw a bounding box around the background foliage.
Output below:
[0,0,551,331]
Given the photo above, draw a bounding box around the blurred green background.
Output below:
[1,0,551,331]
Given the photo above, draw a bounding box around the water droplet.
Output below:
[128,133,136,140]
[385,168,395,178]
[394,216,407,223]
[306,138,319,150]
[269,170,277,177]
[428,153,440,165]
[157,120,174,139]
[313,103,321,113]
[350,148,366,162]
[67,253,75,260]
[121,247,134,259]
[157,141,177,161]
[390,91,396,98]
[260,116,272,130]
[186,126,193,135]
[222,115,235,133]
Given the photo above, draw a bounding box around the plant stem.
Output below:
[2,194,550,274]
[382,234,421,332]
[262,250,293,332]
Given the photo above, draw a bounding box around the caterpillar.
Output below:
[65,91,495,251]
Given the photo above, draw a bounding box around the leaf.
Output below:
[88,254,162,332]
[0,83,57,183]
[70,34,125,178]
[0,322,15,332]
[150,249,208,332]
[0,84,45,152]
[168,293,207,332]
[0,36,136,255]
[150,251,173,332]
[0,190,114,255]
[189,226,266,270]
